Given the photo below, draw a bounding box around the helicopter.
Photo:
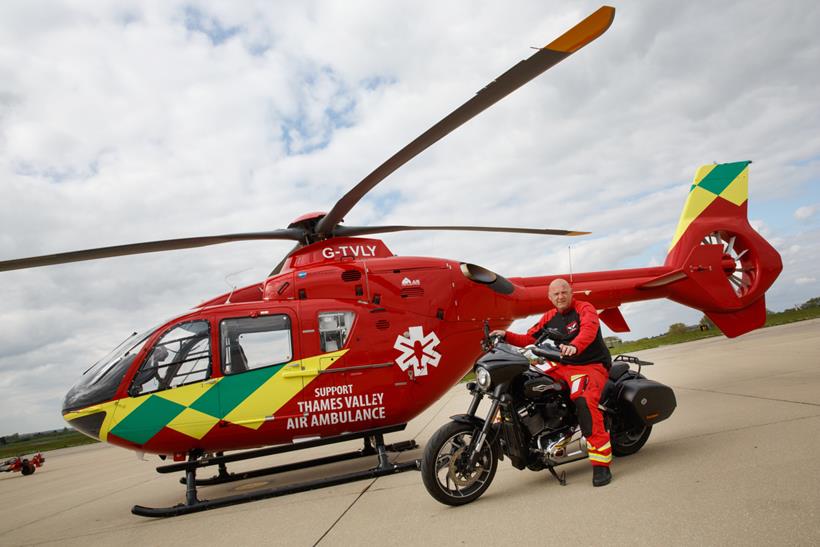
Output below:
[0,6,782,517]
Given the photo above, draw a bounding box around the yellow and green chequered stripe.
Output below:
[64,349,347,446]
[669,161,750,251]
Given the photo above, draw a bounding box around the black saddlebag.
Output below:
[619,379,676,426]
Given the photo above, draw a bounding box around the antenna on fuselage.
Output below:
[224,267,254,303]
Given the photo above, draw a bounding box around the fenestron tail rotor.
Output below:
[701,231,757,297]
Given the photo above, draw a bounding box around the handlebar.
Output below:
[534,327,571,346]
[481,320,502,351]
[529,345,563,361]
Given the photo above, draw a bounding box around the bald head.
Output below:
[548,278,573,312]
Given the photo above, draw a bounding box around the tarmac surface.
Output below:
[2,319,819,546]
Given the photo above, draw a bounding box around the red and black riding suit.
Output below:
[504,300,612,468]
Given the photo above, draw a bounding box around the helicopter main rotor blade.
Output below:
[315,6,615,237]
[0,229,307,272]
[333,225,590,237]
[268,242,303,277]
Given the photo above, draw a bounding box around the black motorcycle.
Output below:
[421,324,677,505]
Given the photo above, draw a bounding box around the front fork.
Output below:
[464,387,501,468]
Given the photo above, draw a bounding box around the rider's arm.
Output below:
[504,310,556,347]
[568,301,600,353]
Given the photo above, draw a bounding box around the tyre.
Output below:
[21,459,35,476]
[610,415,652,457]
[421,421,499,506]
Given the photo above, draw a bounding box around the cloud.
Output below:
[1,0,819,434]
[795,205,817,220]
[795,276,816,285]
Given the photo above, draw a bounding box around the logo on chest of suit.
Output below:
[566,320,579,334]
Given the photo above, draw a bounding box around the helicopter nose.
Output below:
[63,409,106,441]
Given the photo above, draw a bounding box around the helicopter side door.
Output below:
[213,309,304,431]
[289,303,399,436]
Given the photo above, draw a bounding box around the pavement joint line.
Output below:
[313,477,378,546]
[312,389,462,544]
[673,385,820,408]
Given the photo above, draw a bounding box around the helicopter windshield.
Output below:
[85,327,157,382]
[63,323,162,413]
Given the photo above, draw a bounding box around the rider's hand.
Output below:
[559,344,577,357]
[489,330,506,340]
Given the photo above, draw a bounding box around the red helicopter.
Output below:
[0,6,782,516]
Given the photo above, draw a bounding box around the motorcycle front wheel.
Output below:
[421,421,499,506]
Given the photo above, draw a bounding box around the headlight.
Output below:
[475,367,492,390]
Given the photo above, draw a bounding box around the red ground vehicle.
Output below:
[0,6,782,516]
[0,453,45,476]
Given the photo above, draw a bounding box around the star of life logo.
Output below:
[393,326,441,377]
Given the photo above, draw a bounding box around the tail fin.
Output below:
[642,162,782,337]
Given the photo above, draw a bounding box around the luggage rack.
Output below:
[613,354,653,374]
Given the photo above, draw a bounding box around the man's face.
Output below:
[548,282,572,312]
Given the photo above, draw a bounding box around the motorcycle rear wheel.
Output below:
[611,419,652,457]
[421,421,498,506]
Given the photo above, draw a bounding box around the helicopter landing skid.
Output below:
[132,427,419,518]
[180,437,417,487]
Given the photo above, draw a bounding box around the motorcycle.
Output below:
[421,323,676,505]
[0,453,45,476]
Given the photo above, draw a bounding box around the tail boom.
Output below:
[496,162,781,339]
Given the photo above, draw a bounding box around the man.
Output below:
[491,278,613,486]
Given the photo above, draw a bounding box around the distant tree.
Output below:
[699,315,716,330]
[603,336,622,348]
[801,297,820,309]
[668,323,687,335]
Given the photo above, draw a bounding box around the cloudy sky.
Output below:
[1,1,818,435]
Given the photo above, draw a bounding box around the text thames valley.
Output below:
[286,384,386,430]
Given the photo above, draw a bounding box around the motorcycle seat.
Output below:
[608,362,630,381]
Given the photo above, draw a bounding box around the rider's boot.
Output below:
[592,465,611,487]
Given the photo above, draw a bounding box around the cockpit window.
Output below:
[63,324,160,413]
[221,315,292,375]
[84,327,157,385]
[318,311,355,352]
[130,320,211,396]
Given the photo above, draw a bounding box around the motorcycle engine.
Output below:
[535,427,588,466]
[518,395,569,436]
[517,394,588,466]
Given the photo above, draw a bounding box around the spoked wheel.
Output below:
[421,421,499,506]
[611,416,652,457]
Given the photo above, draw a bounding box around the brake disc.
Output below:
[448,445,483,488]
